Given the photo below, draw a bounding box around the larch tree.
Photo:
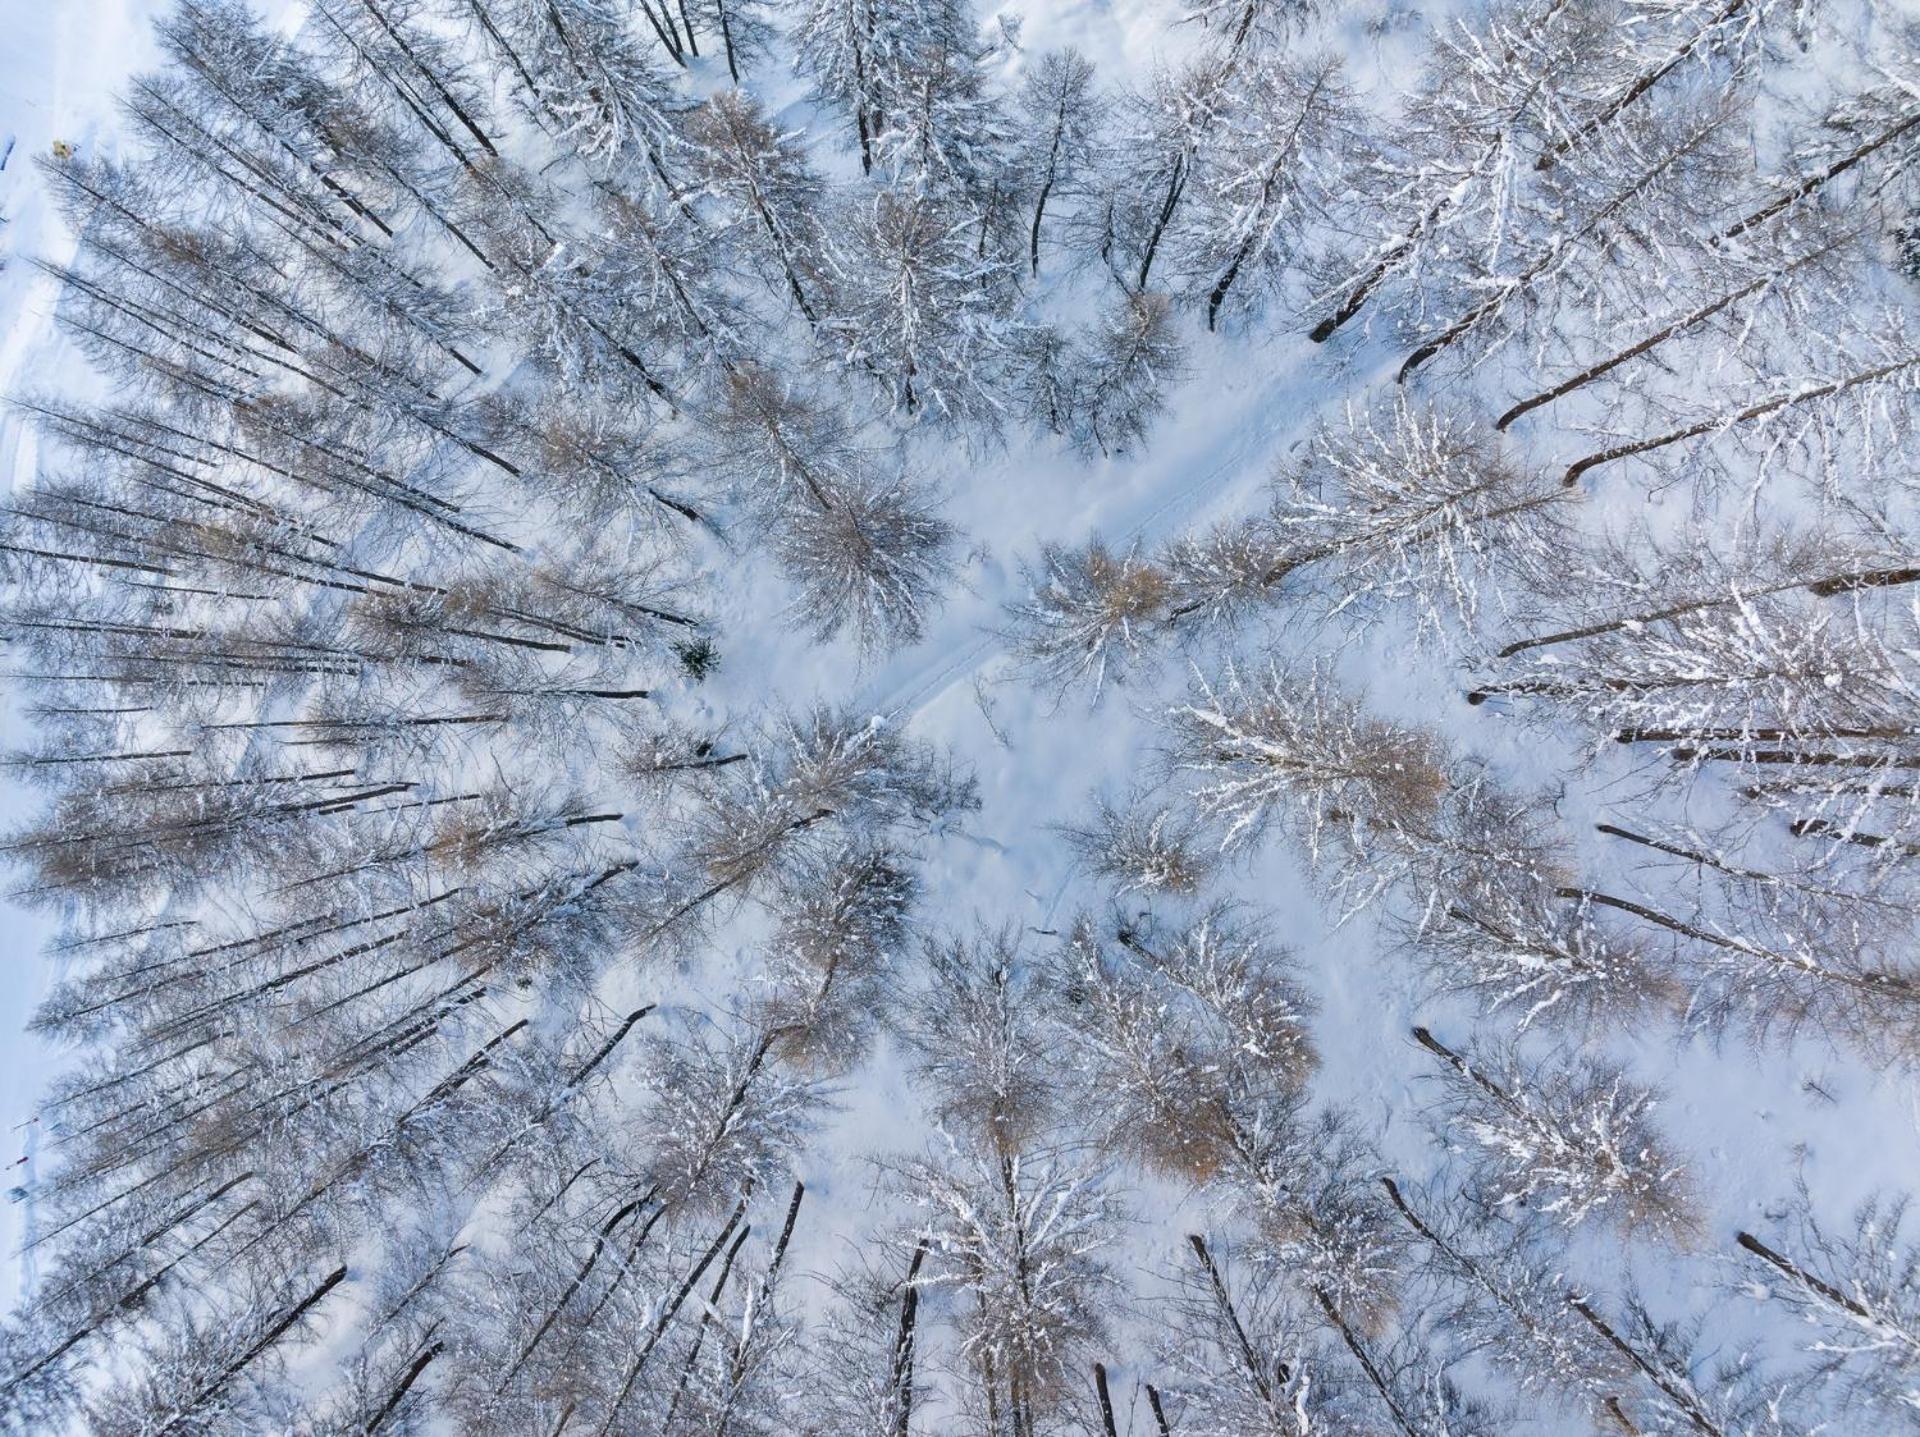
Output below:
[1411,1027,1700,1245]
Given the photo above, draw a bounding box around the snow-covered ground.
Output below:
[3,0,1918,1430]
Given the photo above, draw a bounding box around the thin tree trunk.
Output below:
[1608,1396,1646,1435]
[716,0,741,82]
[501,1187,659,1385]
[130,81,356,250]
[1204,68,1329,328]
[1734,1230,1885,1325]
[1492,563,1920,658]
[1616,726,1915,744]
[350,0,499,155]
[1093,1363,1119,1436]
[1383,1172,1636,1424]
[891,1239,929,1437]
[1720,109,1920,241]
[1497,272,1770,428]
[1558,886,1919,995]
[364,1341,444,1434]
[1408,61,1702,375]
[1672,745,1920,769]
[1146,1383,1174,1435]
[1535,0,1748,171]
[634,0,688,64]
[152,1264,348,1437]
[1562,355,1920,487]
[1136,154,1187,291]
[1410,1026,1514,1104]
[4,1173,257,1391]
[1594,821,1881,904]
[661,1220,753,1429]
[1030,112,1064,277]
[721,1180,804,1400]
[596,1199,751,1436]
[1790,817,1920,857]
[1565,1295,1726,1437]
[457,0,545,104]
[172,45,394,238]
[1309,152,1479,344]
[1312,1287,1421,1437]
[1186,1234,1278,1413]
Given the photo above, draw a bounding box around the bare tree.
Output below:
[1015,50,1104,278]
[891,932,1124,1437]
[1073,291,1187,457]
[1166,54,1356,330]
[823,188,1024,425]
[1006,540,1171,698]
[1161,660,1453,869]
[1410,1028,1699,1244]
[1734,1183,1920,1427]
[684,90,829,323]
[1058,792,1215,899]
[1152,1237,1346,1435]
[774,471,957,649]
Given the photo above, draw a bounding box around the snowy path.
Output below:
[854,339,1351,722]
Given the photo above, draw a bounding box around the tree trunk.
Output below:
[727,1181,804,1396]
[1146,1384,1174,1436]
[1136,154,1187,291]
[1534,0,1748,171]
[1492,562,1920,658]
[351,0,499,155]
[173,45,394,238]
[1030,112,1064,277]
[1411,1026,1516,1108]
[596,1199,752,1436]
[363,1341,443,1434]
[1734,1230,1882,1323]
[502,1186,659,1385]
[1673,745,1920,769]
[1565,1294,1726,1437]
[457,0,546,106]
[1186,1234,1278,1413]
[1593,821,1872,902]
[1385,1175,1656,1426]
[1093,1363,1119,1437]
[892,1239,929,1437]
[661,1219,753,1429]
[153,1264,347,1437]
[1562,355,1920,487]
[1720,109,1920,241]
[1311,1287,1421,1437]
[1790,817,1920,857]
[1557,886,1918,995]
[716,0,741,82]
[1617,726,1915,744]
[635,0,688,65]
[1497,272,1769,428]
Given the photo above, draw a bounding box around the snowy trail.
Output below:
[854,371,1290,721]
[854,341,1367,724]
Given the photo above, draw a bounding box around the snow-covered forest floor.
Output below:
[3,0,1919,1432]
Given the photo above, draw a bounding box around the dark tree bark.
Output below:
[1562,356,1920,487]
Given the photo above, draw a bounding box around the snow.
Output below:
[2,0,1918,1428]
